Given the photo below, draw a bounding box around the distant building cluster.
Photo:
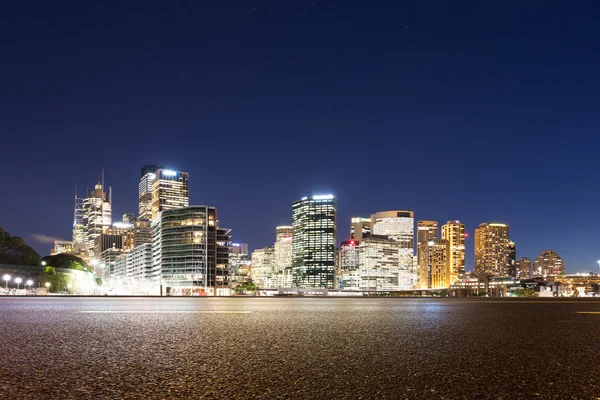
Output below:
[52,166,567,296]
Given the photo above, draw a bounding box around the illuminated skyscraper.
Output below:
[518,257,532,279]
[82,183,112,258]
[251,247,275,288]
[292,195,336,289]
[275,226,293,242]
[508,242,517,277]
[152,206,230,296]
[370,210,416,289]
[474,223,510,276]
[417,221,438,245]
[350,217,371,241]
[418,239,451,289]
[151,168,189,221]
[533,250,565,277]
[138,165,162,221]
[441,221,466,283]
[339,240,360,272]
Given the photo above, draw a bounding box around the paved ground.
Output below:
[1,297,600,399]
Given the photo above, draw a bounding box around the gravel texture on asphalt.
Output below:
[1,297,600,399]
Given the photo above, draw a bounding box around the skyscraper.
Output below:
[518,257,532,279]
[441,221,466,283]
[275,226,293,242]
[370,210,416,289]
[151,168,189,221]
[339,240,360,272]
[138,165,162,221]
[292,195,336,289]
[251,247,275,288]
[533,250,565,277]
[151,205,230,296]
[82,183,112,258]
[474,223,510,277]
[350,217,371,241]
[417,221,438,245]
[418,239,451,289]
[508,242,517,277]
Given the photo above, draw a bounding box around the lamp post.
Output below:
[41,261,46,266]
[2,274,10,289]
[26,280,33,291]
[15,277,22,290]
[45,282,51,293]
[67,283,72,294]
[597,260,600,275]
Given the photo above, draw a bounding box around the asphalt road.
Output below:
[1,297,600,399]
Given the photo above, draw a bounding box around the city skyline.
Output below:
[2,2,599,273]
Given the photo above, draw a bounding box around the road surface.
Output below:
[1,297,599,399]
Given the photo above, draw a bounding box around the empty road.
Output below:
[1,297,599,399]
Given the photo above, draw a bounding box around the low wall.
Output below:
[0,264,97,295]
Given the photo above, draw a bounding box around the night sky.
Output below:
[2,1,599,272]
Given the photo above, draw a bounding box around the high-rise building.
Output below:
[417,221,438,245]
[370,210,416,289]
[474,223,510,277]
[518,257,532,279]
[133,220,152,247]
[418,239,451,289]
[350,217,371,241]
[72,191,86,254]
[138,164,162,221]
[104,222,134,252]
[229,243,251,284]
[151,169,189,221]
[508,242,517,277]
[275,226,293,242]
[151,205,230,296]
[339,240,360,272]
[292,195,336,289]
[441,221,466,283]
[533,250,565,277]
[354,236,407,291]
[94,234,124,258]
[251,247,275,288]
[82,183,112,258]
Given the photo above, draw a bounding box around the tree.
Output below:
[36,266,71,293]
[511,288,538,297]
[42,254,91,272]
[0,228,41,265]
[96,277,103,286]
[234,281,258,295]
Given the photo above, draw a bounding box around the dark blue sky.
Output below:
[1,1,599,272]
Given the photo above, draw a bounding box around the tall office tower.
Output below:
[508,242,517,277]
[339,240,360,272]
[356,236,407,291]
[251,247,275,288]
[350,217,371,241]
[229,243,251,283]
[102,222,135,253]
[518,257,532,279]
[275,226,293,242]
[417,221,439,245]
[292,195,336,289]
[72,191,86,253]
[370,210,416,290]
[441,221,466,283]
[138,164,162,221]
[418,239,451,289]
[533,250,565,277]
[216,227,232,290]
[152,206,230,296]
[82,183,112,258]
[474,223,510,277]
[133,220,152,247]
[151,168,189,221]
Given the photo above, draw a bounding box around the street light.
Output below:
[41,261,46,266]
[597,260,600,274]
[45,282,51,293]
[15,277,22,290]
[67,283,72,294]
[26,280,33,290]
[2,274,10,289]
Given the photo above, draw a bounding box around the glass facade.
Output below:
[292,195,336,289]
[151,169,189,221]
[151,206,230,295]
[251,247,275,288]
[138,165,161,221]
